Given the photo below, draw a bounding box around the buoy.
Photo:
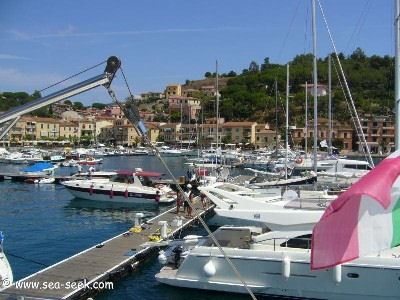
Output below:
[124,189,128,198]
[203,260,216,277]
[296,157,303,164]
[89,185,94,195]
[282,256,291,279]
[110,189,114,198]
[158,251,167,265]
[333,264,342,284]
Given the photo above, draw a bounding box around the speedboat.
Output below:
[200,182,336,231]
[156,226,400,299]
[62,169,176,204]
[0,232,13,291]
[77,157,103,165]
[158,146,183,157]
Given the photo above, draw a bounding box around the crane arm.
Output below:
[0,56,121,125]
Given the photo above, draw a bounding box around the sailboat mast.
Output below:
[305,81,308,159]
[396,0,400,150]
[328,54,332,155]
[312,0,318,174]
[216,60,219,153]
[275,79,279,152]
[286,64,289,180]
[180,100,183,149]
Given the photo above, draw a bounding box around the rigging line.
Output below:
[317,0,374,168]
[106,82,258,300]
[345,0,372,53]
[277,0,302,62]
[120,66,135,101]
[331,56,368,161]
[5,251,49,267]
[38,60,107,94]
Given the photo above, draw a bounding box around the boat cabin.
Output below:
[111,170,164,187]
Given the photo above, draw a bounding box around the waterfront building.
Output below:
[59,121,79,140]
[357,115,395,154]
[292,118,353,152]
[33,117,60,140]
[221,121,257,145]
[254,124,276,149]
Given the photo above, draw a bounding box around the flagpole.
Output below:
[395,0,400,150]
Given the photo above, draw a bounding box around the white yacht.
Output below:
[0,232,13,291]
[62,169,176,204]
[158,146,183,157]
[156,226,400,299]
[317,159,371,184]
[200,183,335,231]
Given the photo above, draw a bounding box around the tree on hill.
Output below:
[92,102,107,109]
[249,61,260,73]
[64,100,72,105]
[73,101,85,110]
[204,72,212,78]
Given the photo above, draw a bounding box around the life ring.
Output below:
[296,157,303,164]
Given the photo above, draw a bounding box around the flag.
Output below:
[311,155,400,270]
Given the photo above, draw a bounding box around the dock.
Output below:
[0,200,214,300]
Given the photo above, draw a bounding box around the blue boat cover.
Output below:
[23,162,54,172]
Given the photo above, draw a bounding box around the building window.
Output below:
[373,122,378,127]
[41,124,43,129]
[344,133,348,138]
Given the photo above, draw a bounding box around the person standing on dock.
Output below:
[200,192,207,209]
[187,189,194,218]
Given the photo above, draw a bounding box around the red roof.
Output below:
[117,170,133,176]
[136,171,164,177]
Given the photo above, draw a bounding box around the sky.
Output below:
[0,0,395,105]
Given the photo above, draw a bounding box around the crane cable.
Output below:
[38,60,107,94]
[108,70,258,300]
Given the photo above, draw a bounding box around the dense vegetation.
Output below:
[202,48,394,128]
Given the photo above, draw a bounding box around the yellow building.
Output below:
[255,124,276,149]
[144,122,160,144]
[9,118,27,141]
[59,121,79,140]
[165,84,182,98]
[77,119,95,142]
[222,122,257,145]
[34,117,60,140]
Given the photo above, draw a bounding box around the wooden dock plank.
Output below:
[0,199,213,300]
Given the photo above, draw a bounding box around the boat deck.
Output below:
[0,200,214,300]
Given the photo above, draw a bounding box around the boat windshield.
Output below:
[138,176,152,187]
[111,174,134,183]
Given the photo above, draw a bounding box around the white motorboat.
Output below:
[62,169,176,204]
[72,171,117,179]
[156,226,400,299]
[317,158,371,184]
[200,182,336,231]
[77,157,103,165]
[158,146,183,157]
[0,232,13,291]
[34,177,55,184]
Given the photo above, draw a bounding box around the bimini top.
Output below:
[117,170,164,177]
[23,162,54,172]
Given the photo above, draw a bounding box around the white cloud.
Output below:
[2,26,245,41]
[0,53,30,60]
[0,67,65,91]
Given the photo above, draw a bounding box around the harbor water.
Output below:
[0,156,250,300]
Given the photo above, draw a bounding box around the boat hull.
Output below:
[64,185,175,204]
